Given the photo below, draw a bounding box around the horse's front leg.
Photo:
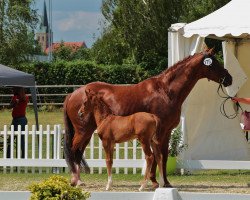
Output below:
[103,140,115,191]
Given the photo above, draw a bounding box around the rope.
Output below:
[217,84,243,119]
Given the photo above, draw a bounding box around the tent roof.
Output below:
[0,63,39,129]
[182,0,250,39]
[0,64,35,87]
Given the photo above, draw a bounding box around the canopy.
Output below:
[0,64,39,129]
[182,0,250,39]
[168,0,250,166]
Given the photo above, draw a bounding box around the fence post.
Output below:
[124,142,128,174]
[115,143,120,174]
[46,125,51,173]
[3,125,7,173]
[133,139,137,174]
[52,125,59,173]
[17,125,21,173]
[98,137,102,174]
[31,125,36,173]
[24,125,29,173]
[39,125,43,173]
[90,134,94,174]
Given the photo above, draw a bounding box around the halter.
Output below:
[217,83,243,119]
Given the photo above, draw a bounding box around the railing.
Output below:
[0,124,146,174]
[0,85,82,106]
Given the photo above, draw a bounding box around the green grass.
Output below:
[0,107,64,128]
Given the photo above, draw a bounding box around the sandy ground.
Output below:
[78,179,250,194]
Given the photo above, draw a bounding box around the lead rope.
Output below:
[217,84,243,119]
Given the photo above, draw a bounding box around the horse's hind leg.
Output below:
[139,141,154,191]
[70,128,93,186]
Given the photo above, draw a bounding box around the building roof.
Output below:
[45,41,87,54]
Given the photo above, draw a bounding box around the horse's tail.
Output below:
[63,94,75,172]
[152,115,161,145]
[63,93,90,174]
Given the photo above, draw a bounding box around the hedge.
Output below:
[16,60,152,100]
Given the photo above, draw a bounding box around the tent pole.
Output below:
[30,87,39,131]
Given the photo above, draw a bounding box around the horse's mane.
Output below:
[151,52,201,80]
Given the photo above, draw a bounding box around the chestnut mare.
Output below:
[64,49,232,188]
[79,90,162,191]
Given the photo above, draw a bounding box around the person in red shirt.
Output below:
[7,87,29,159]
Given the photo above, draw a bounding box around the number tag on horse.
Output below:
[203,58,213,66]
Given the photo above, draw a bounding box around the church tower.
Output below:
[36,1,52,53]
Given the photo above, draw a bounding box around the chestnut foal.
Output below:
[79,90,163,191]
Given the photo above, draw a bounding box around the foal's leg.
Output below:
[139,141,154,191]
[102,140,115,190]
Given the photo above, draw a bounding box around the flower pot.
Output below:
[167,156,176,175]
[156,156,176,176]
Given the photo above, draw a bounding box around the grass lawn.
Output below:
[0,170,250,193]
[0,108,250,194]
[0,107,64,128]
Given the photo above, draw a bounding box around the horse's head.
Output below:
[200,48,232,87]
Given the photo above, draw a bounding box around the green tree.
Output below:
[0,0,38,66]
[91,27,129,65]
[94,0,231,70]
[182,0,231,22]
[97,0,184,69]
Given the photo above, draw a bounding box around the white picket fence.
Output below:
[0,124,146,174]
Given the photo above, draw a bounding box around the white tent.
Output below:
[169,0,250,170]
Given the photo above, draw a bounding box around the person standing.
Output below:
[7,87,29,159]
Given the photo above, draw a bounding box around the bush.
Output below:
[169,126,187,157]
[28,175,90,200]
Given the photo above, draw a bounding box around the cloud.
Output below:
[56,12,102,33]
[52,11,104,46]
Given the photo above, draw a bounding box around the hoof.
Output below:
[163,183,173,188]
[152,182,159,189]
[76,180,85,186]
[139,182,147,192]
[106,181,112,191]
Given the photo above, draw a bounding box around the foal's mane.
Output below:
[94,95,114,117]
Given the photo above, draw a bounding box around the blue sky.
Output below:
[34,0,104,47]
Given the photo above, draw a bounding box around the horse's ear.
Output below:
[85,89,91,97]
[85,89,95,99]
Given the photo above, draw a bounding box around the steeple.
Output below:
[36,0,52,53]
[40,0,49,32]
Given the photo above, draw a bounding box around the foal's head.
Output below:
[197,48,232,87]
[80,90,113,121]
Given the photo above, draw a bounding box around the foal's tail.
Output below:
[152,115,161,145]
